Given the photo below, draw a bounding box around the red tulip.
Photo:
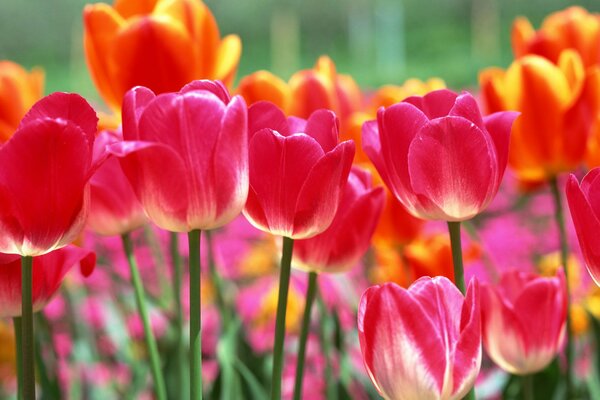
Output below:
[566,169,600,285]
[481,270,566,374]
[0,246,95,317]
[108,80,248,232]
[362,89,518,221]
[293,166,384,272]
[358,277,481,400]
[88,130,147,236]
[0,92,98,256]
[244,102,355,239]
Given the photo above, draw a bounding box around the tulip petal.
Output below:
[0,119,90,255]
[289,70,335,119]
[181,79,231,103]
[408,116,495,220]
[122,86,156,140]
[292,141,354,239]
[237,70,289,111]
[108,141,189,232]
[214,34,242,87]
[448,92,485,131]
[581,168,600,211]
[566,174,600,285]
[483,111,519,185]
[247,101,290,138]
[404,89,457,119]
[304,109,339,152]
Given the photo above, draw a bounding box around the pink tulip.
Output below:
[358,277,481,400]
[88,130,147,236]
[0,246,95,317]
[109,80,248,232]
[0,92,98,255]
[362,89,518,221]
[244,101,355,239]
[293,166,384,272]
[480,270,566,375]
[566,169,600,285]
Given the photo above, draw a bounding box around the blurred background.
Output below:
[1,0,599,107]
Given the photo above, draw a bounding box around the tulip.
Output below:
[244,101,355,239]
[0,61,44,142]
[293,166,384,273]
[362,88,517,221]
[237,56,362,124]
[480,270,567,375]
[88,130,146,236]
[358,277,481,400]
[0,246,95,318]
[109,80,248,232]
[566,169,600,285]
[480,50,600,183]
[83,0,241,111]
[512,7,600,68]
[0,92,99,256]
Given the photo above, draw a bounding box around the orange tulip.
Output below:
[237,55,362,124]
[83,0,241,111]
[480,50,600,183]
[0,61,44,142]
[512,7,600,68]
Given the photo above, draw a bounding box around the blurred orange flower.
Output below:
[480,51,600,183]
[512,6,600,68]
[0,321,15,384]
[83,0,241,111]
[237,55,362,125]
[0,61,44,142]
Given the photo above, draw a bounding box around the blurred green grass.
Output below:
[1,0,599,108]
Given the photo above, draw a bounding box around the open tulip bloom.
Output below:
[358,277,481,400]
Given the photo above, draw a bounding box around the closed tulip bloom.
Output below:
[566,169,600,285]
[0,61,44,142]
[512,7,600,68]
[83,0,241,111]
[244,101,355,239]
[0,246,95,317]
[0,92,98,256]
[480,51,600,182]
[358,277,481,400]
[88,130,146,236]
[293,166,384,273]
[363,89,517,221]
[109,80,248,232]
[481,270,567,375]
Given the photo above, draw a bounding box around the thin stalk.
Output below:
[205,231,229,325]
[549,177,574,396]
[446,222,475,400]
[271,236,294,400]
[293,271,318,400]
[13,317,23,400]
[523,374,534,400]
[21,255,35,400]
[316,294,336,400]
[121,233,167,400]
[170,232,186,400]
[189,229,202,400]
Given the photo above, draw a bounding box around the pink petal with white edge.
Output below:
[180,79,231,103]
[483,111,519,189]
[581,168,600,214]
[448,92,485,130]
[292,141,354,239]
[304,109,339,152]
[122,86,156,141]
[566,173,600,285]
[108,141,190,232]
[408,116,496,220]
[404,89,458,119]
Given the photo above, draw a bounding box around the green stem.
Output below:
[447,221,466,294]
[523,374,534,400]
[205,230,229,326]
[121,233,167,400]
[13,317,23,400]
[549,177,573,395]
[189,229,203,400]
[170,232,186,400]
[316,294,336,400]
[271,236,294,400]
[21,255,35,400]
[293,271,318,400]
[446,222,475,400]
